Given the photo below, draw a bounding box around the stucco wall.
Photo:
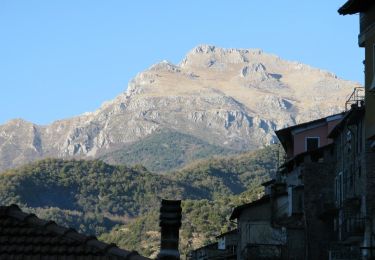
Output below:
[290,118,341,157]
[293,126,331,156]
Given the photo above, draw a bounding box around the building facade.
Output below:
[328,103,366,259]
[339,1,375,258]
[188,230,237,260]
[275,115,342,260]
[230,195,287,260]
[339,0,375,142]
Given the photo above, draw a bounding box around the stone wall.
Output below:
[303,159,336,260]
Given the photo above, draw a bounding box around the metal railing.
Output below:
[329,244,360,260]
[345,87,365,111]
[341,217,366,241]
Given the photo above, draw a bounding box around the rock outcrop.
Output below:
[0,45,360,171]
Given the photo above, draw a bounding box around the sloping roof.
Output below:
[216,229,237,239]
[261,179,275,187]
[280,143,333,170]
[0,204,149,260]
[230,195,271,220]
[275,113,344,152]
[338,0,374,15]
[191,242,218,252]
[230,191,290,221]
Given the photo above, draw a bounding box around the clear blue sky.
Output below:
[0,0,362,125]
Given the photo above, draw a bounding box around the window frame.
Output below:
[305,136,320,152]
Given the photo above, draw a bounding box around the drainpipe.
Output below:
[157,199,182,260]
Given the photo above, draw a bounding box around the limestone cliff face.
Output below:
[0,45,360,171]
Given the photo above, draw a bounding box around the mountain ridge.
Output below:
[0,45,360,171]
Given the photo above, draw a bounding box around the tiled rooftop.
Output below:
[0,204,149,260]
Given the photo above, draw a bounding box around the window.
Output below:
[339,172,343,206]
[335,177,340,205]
[288,186,303,216]
[346,130,352,153]
[346,130,352,142]
[305,137,319,151]
[335,172,343,207]
[349,168,354,188]
[371,45,375,91]
[357,122,363,154]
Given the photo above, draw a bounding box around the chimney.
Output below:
[157,199,182,260]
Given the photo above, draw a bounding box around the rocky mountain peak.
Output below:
[240,63,270,81]
[150,60,181,73]
[191,44,217,54]
[0,45,361,172]
[180,45,254,68]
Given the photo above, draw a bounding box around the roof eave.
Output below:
[338,0,374,15]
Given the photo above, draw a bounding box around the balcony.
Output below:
[329,244,361,260]
[341,217,366,242]
[345,87,364,111]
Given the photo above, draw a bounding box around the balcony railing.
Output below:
[345,87,365,111]
[341,217,366,241]
[329,244,361,260]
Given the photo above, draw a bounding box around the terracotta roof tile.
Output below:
[0,204,149,260]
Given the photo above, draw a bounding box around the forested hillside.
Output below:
[100,147,278,257]
[101,130,237,173]
[0,145,281,256]
[100,184,265,257]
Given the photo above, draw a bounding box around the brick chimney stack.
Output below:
[157,199,182,260]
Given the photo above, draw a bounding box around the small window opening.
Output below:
[306,137,319,151]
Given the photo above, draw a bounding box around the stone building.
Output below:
[191,104,372,259]
[339,1,375,258]
[216,229,238,259]
[230,194,287,260]
[188,242,219,260]
[274,114,342,260]
[328,101,367,259]
[211,113,342,260]
[188,230,237,260]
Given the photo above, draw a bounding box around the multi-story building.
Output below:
[216,229,238,259]
[339,0,375,142]
[229,193,288,260]
[228,113,343,260]
[188,230,238,260]
[274,114,343,260]
[328,100,366,259]
[339,1,375,258]
[193,105,370,259]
